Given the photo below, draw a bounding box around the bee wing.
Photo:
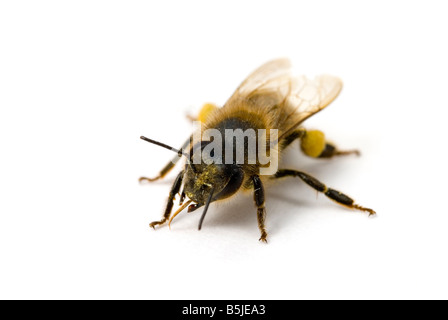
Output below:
[281,73,343,124]
[224,58,292,106]
[225,59,342,138]
[235,58,292,95]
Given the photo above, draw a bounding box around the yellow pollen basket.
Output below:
[301,130,326,158]
[198,103,219,123]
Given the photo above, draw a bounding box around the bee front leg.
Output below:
[139,160,177,183]
[252,175,268,243]
[149,170,184,229]
[273,170,375,216]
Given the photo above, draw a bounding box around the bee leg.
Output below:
[273,170,376,216]
[139,136,191,183]
[149,170,184,229]
[179,190,186,206]
[300,130,360,158]
[139,161,177,183]
[252,175,268,243]
[318,143,360,158]
[281,129,305,149]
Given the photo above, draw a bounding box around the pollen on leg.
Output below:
[301,130,326,158]
[198,103,219,123]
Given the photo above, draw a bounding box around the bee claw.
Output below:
[352,204,376,217]
[149,219,166,229]
[258,233,268,243]
[149,223,157,229]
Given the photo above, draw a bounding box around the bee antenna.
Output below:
[198,187,214,231]
[140,135,199,174]
[140,136,189,159]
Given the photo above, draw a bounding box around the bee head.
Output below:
[139,136,244,230]
[183,142,244,205]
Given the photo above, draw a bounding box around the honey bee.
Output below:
[140,58,375,242]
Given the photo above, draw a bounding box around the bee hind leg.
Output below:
[318,142,360,158]
[280,129,305,149]
[273,170,375,216]
[149,170,184,229]
[252,175,268,243]
[300,129,360,158]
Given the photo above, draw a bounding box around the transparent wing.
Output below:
[224,58,292,106]
[224,59,343,138]
[280,73,343,124]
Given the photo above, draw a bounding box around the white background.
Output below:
[1,1,447,300]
